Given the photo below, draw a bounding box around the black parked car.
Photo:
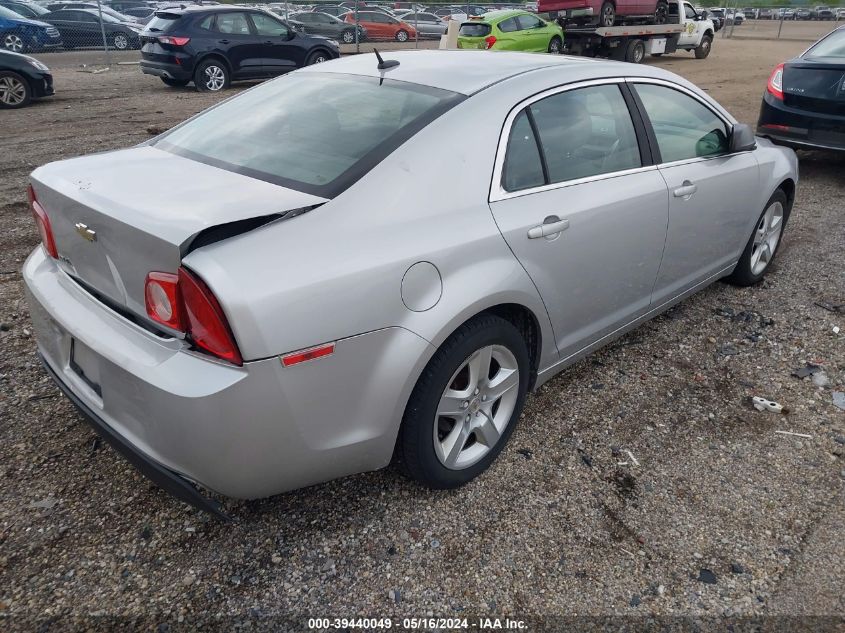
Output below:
[758,25,845,152]
[0,48,52,108]
[42,8,142,49]
[289,11,365,44]
[0,0,50,20]
[140,6,340,92]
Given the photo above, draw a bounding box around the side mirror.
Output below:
[730,123,757,152]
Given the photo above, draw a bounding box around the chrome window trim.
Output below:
[624,77,739,168]
[490,78,650,203]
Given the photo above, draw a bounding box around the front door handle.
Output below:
[673,180,698,198]
[528,216,569,239]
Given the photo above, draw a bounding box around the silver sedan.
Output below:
[24,51,798,516]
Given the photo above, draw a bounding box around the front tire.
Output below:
[341,28,356,44]
[724,190,788,286]
[599,1,616,27]
[548,35,562,54]
[306,50,329,65]
[194,58,229,92]
[397,315,530,489]
[694,34,712,59]
[395,28,409,42]
[2,31,26,53]
[0,70,31,108]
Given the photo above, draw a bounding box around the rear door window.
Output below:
[501,84,642,192]
[517,13,543,29]
[215,11,251,35]
[498,17,519,32]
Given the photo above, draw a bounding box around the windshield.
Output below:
[155,73,463,197]
[0,6,24,18]
[805,29,845,58]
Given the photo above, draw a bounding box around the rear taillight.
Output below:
[28,185,58,259]
[484,35,497,49]
[144,267,243,366]
[158,35,190,46]
[144,271,182,330]
[767,63,784,101]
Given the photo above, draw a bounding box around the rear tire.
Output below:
[624,38,645,63]
[694,34,712,59]
[397,315,530,489]
[194,58,229,92]
[160,77,189,87]
[548,35,562,53]
[112,32,130,50]
[0,70,31,108]
[724,190,788,286]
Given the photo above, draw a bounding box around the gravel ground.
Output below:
[1,35,844,631]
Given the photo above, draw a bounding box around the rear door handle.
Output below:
[673,180,698,198]
[528,217,569,239]
[218,39,230,44]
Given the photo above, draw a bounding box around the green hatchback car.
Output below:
[457,10,564,53]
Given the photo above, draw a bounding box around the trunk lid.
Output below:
[783,59,845,116]
[31,145,327,325]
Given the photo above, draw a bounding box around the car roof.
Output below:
[298,50,660,96]
[476,9,525,21]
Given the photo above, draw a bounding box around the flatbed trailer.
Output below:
[560,23,686,63]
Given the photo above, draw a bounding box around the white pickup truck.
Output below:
[555,0,716,63]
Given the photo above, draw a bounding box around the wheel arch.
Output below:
[777,177,796,215]
[195,51,232,74]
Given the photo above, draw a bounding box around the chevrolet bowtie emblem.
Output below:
[74,222,97,242]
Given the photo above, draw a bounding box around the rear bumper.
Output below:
[38,351,229,519]
[23,247,431,510]
[757,92,845,152]
[140,59,192,81]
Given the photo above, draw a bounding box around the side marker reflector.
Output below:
[281,343,336,367]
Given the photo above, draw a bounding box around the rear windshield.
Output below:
[144,13,180,32]
[805,29,845,58]
[154,74,463,197]
[459,22,491,36]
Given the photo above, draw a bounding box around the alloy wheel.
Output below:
[342,30,355,43]
[204,65,225,91]
[600,3,615,26]
[3,33,24,53]
[433,345,520,470]
[0,75,26,106]
[549,38,561,53]
[396,30,408,42]
[113,34,129,50]
[750,200,784,275]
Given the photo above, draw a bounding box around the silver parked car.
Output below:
[24,51,798,517]
[396,10,448,37]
